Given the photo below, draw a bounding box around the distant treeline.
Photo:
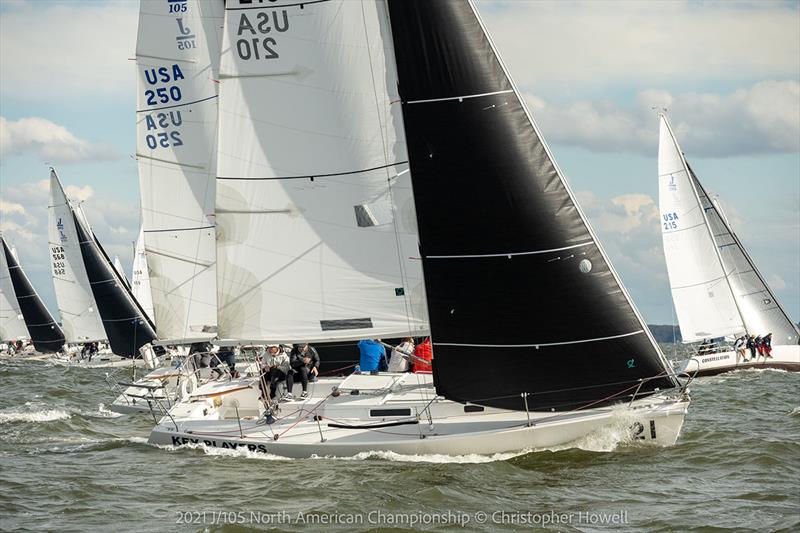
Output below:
[647,324,682,344]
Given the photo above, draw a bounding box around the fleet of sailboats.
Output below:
[1,0,797,460]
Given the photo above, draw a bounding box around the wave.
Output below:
[0,408,71,424]
[152,441,290,461]
[96,403,124,418]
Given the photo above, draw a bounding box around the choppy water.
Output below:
[1,356,798,532]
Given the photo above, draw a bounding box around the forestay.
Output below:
[386,0,676,411]
[215,0,428,343]
[136,0,222,342]
[48,170,107,343]
[658,116,744,342]
[0,239,29,342]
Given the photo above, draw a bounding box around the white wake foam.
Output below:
[0,408,71,424]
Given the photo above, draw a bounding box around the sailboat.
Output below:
[69,194,156,358]
[0,236,65,354]
[48,170,107,346]
[47,169,146,368]
[130,228,155,325]
[109,0,232,414]
[149,0,689,458]
[0,240,32,353]
[113,255,131,290]
[658,114,800,376]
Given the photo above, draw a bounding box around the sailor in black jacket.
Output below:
[288,343,320,398]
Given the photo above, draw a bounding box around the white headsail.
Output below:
[131,228,155,325]
[215,0,428,343]
[0,239,28,341]
[658,114,799,344]
[135,0,223,343]
[113,255,130,290]
[48,170,107,343]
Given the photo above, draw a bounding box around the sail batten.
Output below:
[385,0,676,411]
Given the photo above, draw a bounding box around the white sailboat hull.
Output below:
[678,344,800,377]
[149,374,689,458]
[109,360,262,415]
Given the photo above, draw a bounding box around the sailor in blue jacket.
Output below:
[358,339,387,372]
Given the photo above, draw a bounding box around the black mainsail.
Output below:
[1,237,65,353]
[72,213,156,357]
[386,0,677,411]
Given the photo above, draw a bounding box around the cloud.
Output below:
[64,184,94,202]
[0,200,26,216]
[524,81,800,157]
[479,0,800,95]
[0,1,137,99]
[0,117,118,164]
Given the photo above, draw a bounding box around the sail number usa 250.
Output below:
[141,64,185,150]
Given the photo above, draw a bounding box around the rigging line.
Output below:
[135,153,206,169]
[143,225,215,234]
[671,274,729,290]
[225,0,330,11]
[136,94,217,113]
[406,89,514,105]
[360,0,414,337]
[217,161,409,181]
[436,330,644,349]
[427,241,593,259]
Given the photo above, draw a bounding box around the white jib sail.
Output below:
[48,170,107,343]
[658,115,745,342]
[215,0,428,343]
[131,227,156,325]
[135,0,223,342]
[0,240,28,341]
[113,255,130,289]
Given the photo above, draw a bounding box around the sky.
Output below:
[0,0,798,328]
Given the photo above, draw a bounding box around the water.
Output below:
[1,357,798,532]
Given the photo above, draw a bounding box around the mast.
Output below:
[386,0,677,412]
[1,237,65,353]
